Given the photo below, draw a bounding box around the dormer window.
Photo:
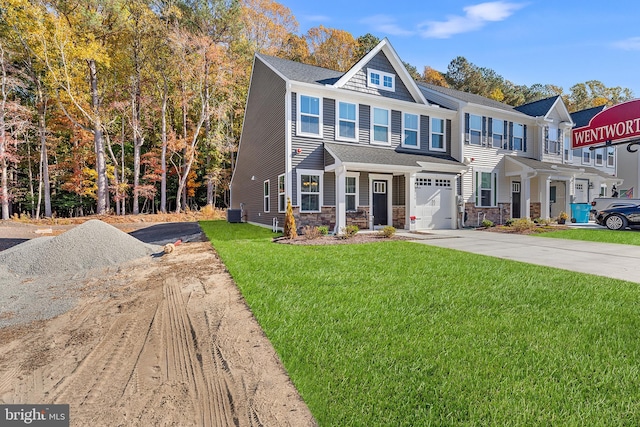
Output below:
[368,69,395,92]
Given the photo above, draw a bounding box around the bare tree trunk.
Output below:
[160,75,168,213]
[0,44,9,220]
[180,81,188,212]
[36,84,52,217]
[89,59,108,214]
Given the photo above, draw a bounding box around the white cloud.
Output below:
[360,15,415,37]
[419,1,526,39]
[612,37,640,51]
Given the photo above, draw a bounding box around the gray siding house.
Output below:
[231,39,466,233]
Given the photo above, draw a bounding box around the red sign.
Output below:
[572,99,640,149]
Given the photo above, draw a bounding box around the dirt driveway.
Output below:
[0,222,316,426]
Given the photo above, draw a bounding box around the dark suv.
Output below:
[595,205,640,230]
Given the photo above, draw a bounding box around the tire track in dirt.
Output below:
[1,241,317,426]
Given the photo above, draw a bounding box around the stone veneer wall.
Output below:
[464,203,510,226]
[529,203,541,220]
[392,206,405,229]
[346,207,370,230]
[293,207,335,230]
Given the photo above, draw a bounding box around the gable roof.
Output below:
[257,54,343,86]
[333,38,428,105]
[570,105,606,128]
[514,96,561,117]
[417,83,521,113]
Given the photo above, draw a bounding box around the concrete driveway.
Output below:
[403,226,640,284]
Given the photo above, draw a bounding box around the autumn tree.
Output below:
[422,66,449,87]
[240,0,298,56]
[306,25,356,72]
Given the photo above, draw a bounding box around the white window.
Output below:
[278,174,286,212]
[430,117,445,152]
[345,173,359,212]
[595,148,604,166]
[298,170,322,213]
[469,114,482,145]
[297,94,322,137]
[368,68,395,92]
[263,180,270,212]
[492,118,504,148]
[402,113,419,148]
[475,170,497,207]
[607,147,615,167]
[336,101,358,141]
[371,107,390,145]
[564,135,573,161]
[582,149,591,164]
[513,123,524,151]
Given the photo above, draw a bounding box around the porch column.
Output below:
[405,172,416,231]
[334,165,347,234]
[521,173,532,219]
[541,175,551,220]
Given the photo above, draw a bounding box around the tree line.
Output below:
[0,0,632,219]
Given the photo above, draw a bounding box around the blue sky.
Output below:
[276,0,640,97]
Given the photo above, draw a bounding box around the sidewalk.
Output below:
[399,226,640,284]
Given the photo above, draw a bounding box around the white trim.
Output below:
[263,179,270,213]
[371,107,391,146]
[430,117,446,152]
[582,148,592,165]
[285,82,293,207]
[333,38,429,105]
[335,101,359,142]
[607,146,615,168]
[594,147,604,166]
[278,173,286,213]
[367,68,395,92]
[296,93,323,138]
[402,112,420,149]
[369,173,393,228]
[474,168,498,208]
[345,172,360,212]
[297,168,324,213]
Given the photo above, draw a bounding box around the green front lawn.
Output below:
[201,221,640,426]
[539,227,640,245]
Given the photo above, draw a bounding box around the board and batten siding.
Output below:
[232,57,286,226]
[341,52,414,102]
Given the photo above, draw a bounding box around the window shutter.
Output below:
[464,113,470,143]
[475,171,479,206]
[493,172,497,206]
[482,116,487,146]
[509,122,514,150]
[487,117,493,142]
[524,124,528,152]
[544,126,549,153]
[503,120,508,149]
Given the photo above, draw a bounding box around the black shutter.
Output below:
[524,124,528,152]
[464,113,470,143]
[482,116,487,146]
[509,122,514,150]
[503,120,508,150]
[487,117,493,146]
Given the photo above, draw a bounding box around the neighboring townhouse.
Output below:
[231,38,620,231]
[231,39,467,233]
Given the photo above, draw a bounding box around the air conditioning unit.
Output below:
[226,209,242,223]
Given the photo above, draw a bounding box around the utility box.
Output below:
[226,209,242,223]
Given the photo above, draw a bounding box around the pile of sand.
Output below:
[0,219,161,277]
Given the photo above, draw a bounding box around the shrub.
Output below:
[511,218,536,232]
[379,226,396,238]
[505,218,515,227]
[284,198,297,239]
[534,217,552,226]
[302,225,322,240]
[341,224,359,238]
[318,225,329,236]
[481,219,494,228]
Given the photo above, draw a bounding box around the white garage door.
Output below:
[415,175,453,230]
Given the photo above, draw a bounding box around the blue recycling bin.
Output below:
[570,203,591,223]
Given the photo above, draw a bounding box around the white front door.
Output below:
[574,179,589,203]
[414,175,453,229]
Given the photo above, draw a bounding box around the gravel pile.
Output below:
[0,219,161,277]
